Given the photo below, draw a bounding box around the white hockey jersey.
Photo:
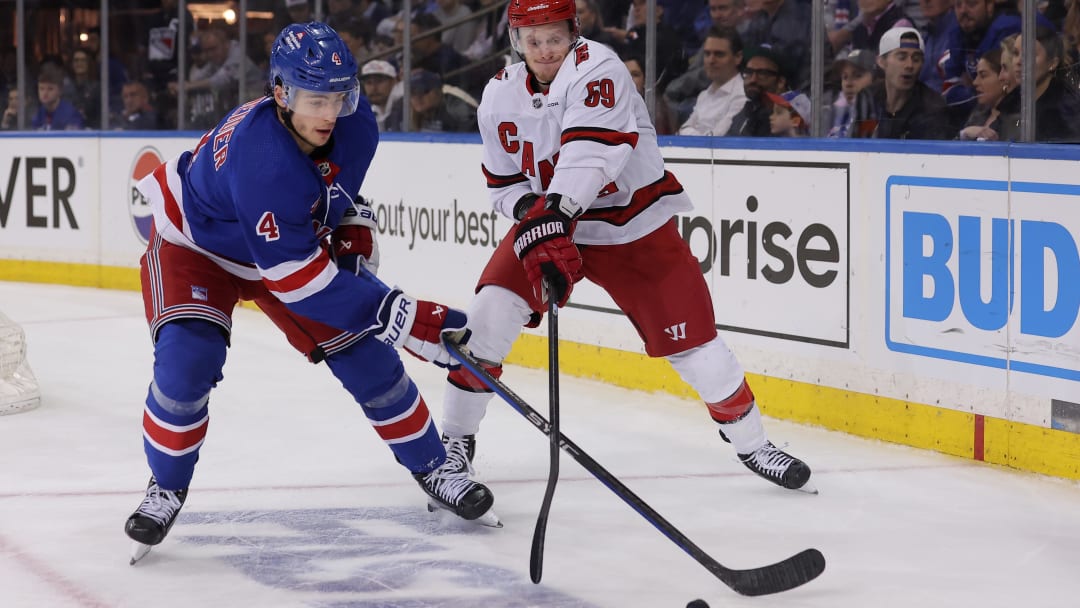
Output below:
[477,37,692,246]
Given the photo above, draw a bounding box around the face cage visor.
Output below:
[280,79,361,119]
[509,23,576,57]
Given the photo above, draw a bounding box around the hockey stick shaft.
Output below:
[443,339,826,597]
[528,296,560,583]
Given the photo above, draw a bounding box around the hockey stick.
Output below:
[443,339,826,597]
[529,294,560,583]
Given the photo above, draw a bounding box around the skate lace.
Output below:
[137,483,184,526]
[425,444,475,504]
[444,437,475,475]
[744,442,795,479]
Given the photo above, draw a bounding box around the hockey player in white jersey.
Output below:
[438,0,814,501]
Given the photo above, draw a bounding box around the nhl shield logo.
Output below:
[129,146,165,245]
[532,97,543,109]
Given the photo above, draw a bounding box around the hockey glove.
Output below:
[512,194,584,307]
[333,196,380,275]
[374,289,471,368]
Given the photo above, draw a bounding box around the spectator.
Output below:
[941,0,1055,112]
[386,69,478,132]
[142,0,195,100]
[605,0,688,92]
[68,48,102,128]
[918,0,958,92]
[827,48,877,136]
[1064,0,1080,63]
[999,31,1020,92]
[958,47,1006,139]
[851,27,953,138]
[361,59,400,130]
[32,65,85,131]
[766,90,811,135]
[115,81,160,130]
[178,29,261,129]
[358,0,392,27]
[599,0,632,28]
[433,0,481,56]
[741,0,818,89]
[726,44,788,136]
[679,26,748,136]
[284,0,313,26]
[623,55,676,134]
[408,12,481,99]
[85,27,129,108]
[711,0,752,34]
[996,27,1080,141]
[577,0,621,50]
[829,0,916,54]
[665,0,750,126]
[338,20,374,64]
[1,87,36,131]
[326,0,361,31]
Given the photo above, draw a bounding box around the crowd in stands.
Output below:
[2,0,1080,141]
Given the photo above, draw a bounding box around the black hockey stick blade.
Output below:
[529,296,561,583]
[443,339,826,596]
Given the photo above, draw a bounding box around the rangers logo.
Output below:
[332,52,342,66]
[128,146,165,245]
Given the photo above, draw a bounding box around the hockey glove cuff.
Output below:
[374,289,471,368]
[333,195,380,275]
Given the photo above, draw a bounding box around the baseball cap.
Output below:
[878,27,924,56]
[833,48,875,73]
[361,60,397,80]
[765,90,812,127]
[409,70,442,94]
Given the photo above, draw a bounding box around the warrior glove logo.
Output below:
[513,219,566,258]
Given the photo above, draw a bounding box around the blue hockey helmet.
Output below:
[269,21,360,118]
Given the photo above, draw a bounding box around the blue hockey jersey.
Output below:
[138,95,390,335]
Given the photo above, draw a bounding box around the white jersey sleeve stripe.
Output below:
[261,250,339,303]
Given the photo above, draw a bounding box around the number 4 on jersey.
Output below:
[257,211,280,241]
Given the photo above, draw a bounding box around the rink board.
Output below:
[1,132,1078,479]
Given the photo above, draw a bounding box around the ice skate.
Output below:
[125,477,188,564]
[419,434,501,527]
[739,441,816,493]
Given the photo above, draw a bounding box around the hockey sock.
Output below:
[143,320,227,489]
[357,373,444,473]
[327,341,444,474]
[442,364,502,438]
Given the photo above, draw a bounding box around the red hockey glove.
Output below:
[512,194,584,307]
[374,289,471,368]
[333,196,379,275]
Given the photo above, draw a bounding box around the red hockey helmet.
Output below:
[507,0,579,53]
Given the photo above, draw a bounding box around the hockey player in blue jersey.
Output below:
[124,21,497,564]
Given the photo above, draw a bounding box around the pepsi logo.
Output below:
[129,147,164,245]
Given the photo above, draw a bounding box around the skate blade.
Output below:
[793,479,819,495]
[129,541,152,565]
[426,500,503,528]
